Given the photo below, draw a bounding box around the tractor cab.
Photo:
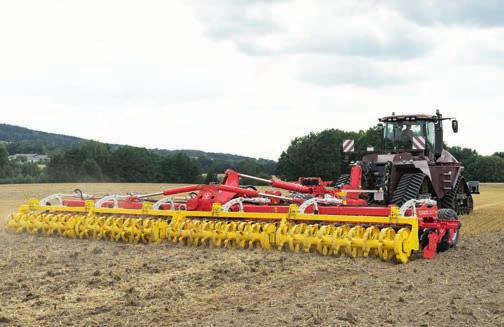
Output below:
[379,110,458,161]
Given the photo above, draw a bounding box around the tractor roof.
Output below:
[379,114,436,122]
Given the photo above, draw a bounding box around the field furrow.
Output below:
[0,183,503,326]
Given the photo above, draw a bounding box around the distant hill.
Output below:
[152,149,254,161]
[0,123,85,148]
[0,123,276,164]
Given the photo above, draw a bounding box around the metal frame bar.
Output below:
[20,198,417,227]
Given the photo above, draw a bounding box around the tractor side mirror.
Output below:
[452,119,459,133]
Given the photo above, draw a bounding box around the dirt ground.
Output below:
[0,183,503,326]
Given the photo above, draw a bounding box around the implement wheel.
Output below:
[437,208,459,252]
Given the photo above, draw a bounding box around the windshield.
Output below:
[384,121,427,150]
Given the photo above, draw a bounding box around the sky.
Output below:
[0,0,503,160]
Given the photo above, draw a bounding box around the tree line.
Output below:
[0,145,42,183]
[447,147,504,182]
[276,128,504,183]
[276,128,381,181]
[1,130,503,184]
[0,140,275,184]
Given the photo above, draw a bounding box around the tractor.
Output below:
[343,110,479,215]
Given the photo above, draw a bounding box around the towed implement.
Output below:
[7,167,461,264]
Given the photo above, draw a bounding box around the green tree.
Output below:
[173,153,201,183]
[20,162,41,177]
[79,158,104,181]
[356,127,382,157]
[197,156,213,171]
[80,140,111,172]
[237,159,263,175]
[473,155,504,183]
[0,145,9,178]
[109,146,159,182]
[446,146,480,181]
[172,153,192,182]
[7,140,46,155]
[64,148,86,178]
[159,153,202,183]
[235,159,269,184]
[276,129,350,180]
[493,152,504,159]
[257,158,277,175]
[0,145,8,167]
[210,159,236,173]
[204,168,219,184]
[47,153,73,182]
[447,146,479,163]
[159,156,175,182]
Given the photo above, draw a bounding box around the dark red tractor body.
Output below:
[343,110,479,215]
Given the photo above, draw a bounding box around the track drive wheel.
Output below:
[441,177,473,215]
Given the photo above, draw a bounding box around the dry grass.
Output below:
[0,183,503,326]
[460,184,504,237]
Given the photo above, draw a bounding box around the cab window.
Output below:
[384,121,426,150]
[425,122,435,150]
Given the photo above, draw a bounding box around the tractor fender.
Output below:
[413,160,432,181]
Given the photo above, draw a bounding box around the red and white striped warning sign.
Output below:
[412,136,426,150]
[342,139,355,153]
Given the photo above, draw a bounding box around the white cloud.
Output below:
[0,0,502,160]
[388,0,504,27]
[299,56,404,87]
[196,0,432,59]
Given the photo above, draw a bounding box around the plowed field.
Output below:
[0,183,503,326]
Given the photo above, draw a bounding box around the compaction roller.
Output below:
[7,167,461,264]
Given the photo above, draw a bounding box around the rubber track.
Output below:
[391,173,426,207]
[441,177,473,215]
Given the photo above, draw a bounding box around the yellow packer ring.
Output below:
[5,201,420,264]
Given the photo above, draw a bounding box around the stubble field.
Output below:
[0,183,503,326]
